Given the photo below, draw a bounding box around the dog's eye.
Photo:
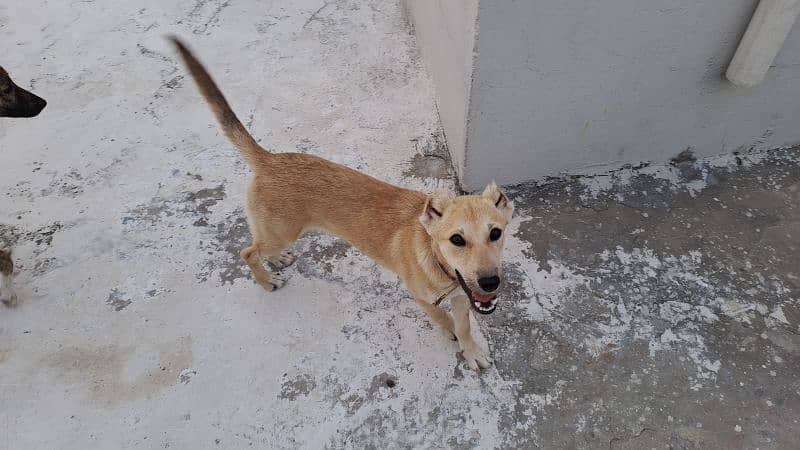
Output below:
[449,234,466,247]
[489,228,502,241]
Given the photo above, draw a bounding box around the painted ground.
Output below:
[1,1,798,448]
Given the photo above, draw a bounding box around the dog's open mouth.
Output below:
[455,270,498,315]
[470,291,498,314]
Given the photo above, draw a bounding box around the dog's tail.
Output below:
[169,36,267,166]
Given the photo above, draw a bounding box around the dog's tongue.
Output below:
[472,292,497,303]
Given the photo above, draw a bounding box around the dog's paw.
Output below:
[441,327,457,341]
[267,272,287,291]
[257,272,287,292]
[461,345,492,372]
[268,251,296,270]
[0,290,18,307]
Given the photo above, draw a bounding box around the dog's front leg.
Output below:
[414,297,456,340]
[0,249,16,307]
[452,294,492,371]
[0,273,17,307]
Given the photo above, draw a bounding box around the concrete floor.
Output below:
[499,147,800,449]
[1,1,798,449]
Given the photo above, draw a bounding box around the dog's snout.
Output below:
[32,95,47,114]
[23,92,47,117]
[478,275,500,292]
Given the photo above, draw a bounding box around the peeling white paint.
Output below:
[580,149,785,200]
[505,217,589,325]
[770,305,790,324]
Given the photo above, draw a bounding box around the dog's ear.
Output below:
[482,182,514,220]
[419,191,453,232]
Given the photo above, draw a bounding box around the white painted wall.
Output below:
[404,0,478,181]
[408,1,800,191]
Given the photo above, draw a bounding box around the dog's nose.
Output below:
[31,95,47,115]
[478,276,500,292]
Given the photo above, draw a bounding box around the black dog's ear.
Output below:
[482,182,514,220]
[0,67,12,92]
[419,191,453,233]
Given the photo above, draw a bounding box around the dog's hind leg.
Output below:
[240,240,290,292]
[241,187,302,290]
[267,250,296,270]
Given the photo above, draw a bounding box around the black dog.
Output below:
[0,66,46,118]
[1,65,46,305]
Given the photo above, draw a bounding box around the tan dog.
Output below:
[171,38,513,370]
[1,65,47,306]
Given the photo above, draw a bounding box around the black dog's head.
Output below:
[0,66,46,118]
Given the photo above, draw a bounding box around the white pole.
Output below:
[726,0,800,87]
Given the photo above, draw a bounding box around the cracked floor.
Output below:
[1,1,799,449]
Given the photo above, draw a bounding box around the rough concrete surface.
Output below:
[1,1,799,449]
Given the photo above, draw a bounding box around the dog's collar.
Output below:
[436,258,455,283]
[433,252,462,306]
[432,246,457,305]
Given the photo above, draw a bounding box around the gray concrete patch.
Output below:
[279,373,317,400]
[0,222,64,249]
[486,147,800,448]
[197,211,251,284]
[403,131,453,181]
[107,287,132,312]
